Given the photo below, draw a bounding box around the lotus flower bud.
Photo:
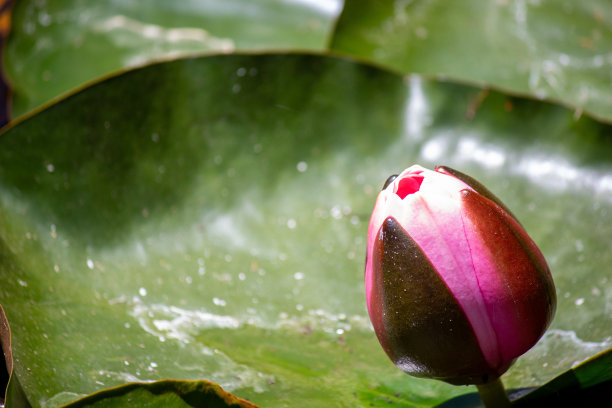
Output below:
[365,165,556,385]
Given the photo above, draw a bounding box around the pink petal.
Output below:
[388,167,501,368]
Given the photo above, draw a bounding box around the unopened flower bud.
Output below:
[365,165,556,385]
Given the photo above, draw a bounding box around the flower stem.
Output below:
[476,378,511,407]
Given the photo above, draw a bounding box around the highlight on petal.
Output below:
[436,165,520,225]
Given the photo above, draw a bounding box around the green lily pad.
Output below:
[61,380,258,408]
[435,348,612,407]
[1,53,611,407]
[330,0,612,123]
[3,0,342,119]
[514,348,612,406]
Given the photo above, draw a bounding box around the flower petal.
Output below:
[390,170,501,372]
[436,166,521,225]
[460,189,556,365]
[370,217,501,384]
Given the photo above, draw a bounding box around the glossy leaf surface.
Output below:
[438,348,612,407]
[4,0,342,119]
[514,348,612,406]
[0,54,611,407]
[331,0,612,123]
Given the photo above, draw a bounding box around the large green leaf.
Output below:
[3,0,342,119]
[330,0,612,123]
[514,348,612,406]
[1,53,611,407]
[436,348,612,407]
[61,380,258,408]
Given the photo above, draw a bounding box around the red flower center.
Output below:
[396,175,424,199]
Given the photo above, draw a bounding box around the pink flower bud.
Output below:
[365,165,556,385]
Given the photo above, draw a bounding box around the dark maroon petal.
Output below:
[370,216,506,385]
[460,189,556,361]
[435,166,521,225]
[382,174,398,190]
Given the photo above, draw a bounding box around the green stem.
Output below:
[476,378,511,407]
